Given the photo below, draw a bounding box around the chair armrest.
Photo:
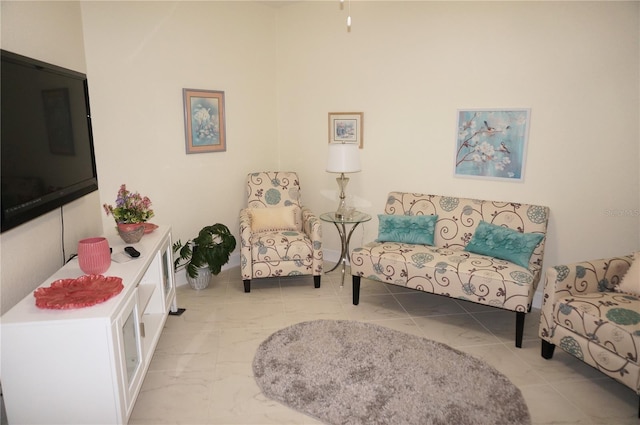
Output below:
[239,208,253,280]
[539,255,632,340]
[301,207,321,241]
[546,256,632,297]
[301,207,323,274]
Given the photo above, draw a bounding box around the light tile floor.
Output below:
[130,266,638,425]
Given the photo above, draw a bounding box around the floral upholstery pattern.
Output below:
[539,256,640,397]
[240,172,322,291]
[351,192,549,313]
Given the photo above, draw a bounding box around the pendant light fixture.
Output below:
[340,0,352,30]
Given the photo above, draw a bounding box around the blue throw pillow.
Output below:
[465,220,544,268]
[377,214,438,245]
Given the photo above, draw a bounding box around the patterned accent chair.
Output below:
[539,255,640,417]
[239,172,323,292]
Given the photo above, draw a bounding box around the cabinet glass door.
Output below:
[119,292,143,416]
[161,243,176,312]
[122,306,140,386]
[162,248,171,295]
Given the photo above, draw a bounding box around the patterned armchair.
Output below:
[239,172,323,292]
[539,255,640,416]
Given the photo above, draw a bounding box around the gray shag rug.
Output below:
[253,320,531,425]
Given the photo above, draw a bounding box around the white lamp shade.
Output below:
[326,143,361,173]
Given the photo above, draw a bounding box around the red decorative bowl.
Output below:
[34,275,124,309]
[143,223,158,234]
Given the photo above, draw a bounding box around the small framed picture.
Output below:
[328,112,363,148]
[183,88,226,154]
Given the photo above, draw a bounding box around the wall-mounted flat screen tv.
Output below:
[1,50,98,232]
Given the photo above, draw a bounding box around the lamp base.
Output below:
[335,174,349,219]
[335,208,356,220]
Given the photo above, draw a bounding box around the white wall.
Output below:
[0,1,103,315]
[1,1,638,315]
[80,1,280,254]
[275,1,640,269]
[0,0,87,72]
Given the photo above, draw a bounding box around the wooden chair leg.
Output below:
[313,275,321,288]
[541,340,556,359]
[243,280,250,293]
[515,311,525,348]
[352,275,361,305]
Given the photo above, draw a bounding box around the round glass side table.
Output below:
[320,211,372,286]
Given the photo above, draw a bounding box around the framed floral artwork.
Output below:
[328,112,363,148]
[454,109,530,181]
[183,89,226,153]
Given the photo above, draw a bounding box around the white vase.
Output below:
[187,266,212,290]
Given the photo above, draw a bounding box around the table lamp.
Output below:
[326,143,361,219]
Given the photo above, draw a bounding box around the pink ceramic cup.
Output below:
[78,237,111,275]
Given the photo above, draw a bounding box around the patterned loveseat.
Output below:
[350,192,549,347]
[538,255,639,416]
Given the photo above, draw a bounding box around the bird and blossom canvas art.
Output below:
[454,109,530,181]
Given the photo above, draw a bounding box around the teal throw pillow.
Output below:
[377,214,438,245]
[465,220,544,268]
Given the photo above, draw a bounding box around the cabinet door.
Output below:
[161,239,177,312]
[117,290,143,416]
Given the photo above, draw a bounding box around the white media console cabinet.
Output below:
[1,225,177,424]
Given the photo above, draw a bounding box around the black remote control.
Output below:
[124,246,140,258]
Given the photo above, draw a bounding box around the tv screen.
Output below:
[1,50,98,232]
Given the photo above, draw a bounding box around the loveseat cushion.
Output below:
[377,214,438,245]
[464,220,544,268]
[552,292,640,363]
[351,242,536,311]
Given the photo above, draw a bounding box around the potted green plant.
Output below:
[173,223,236,290]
